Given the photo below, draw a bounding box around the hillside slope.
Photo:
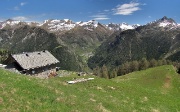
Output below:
[88,17,180,69]
[0,65,179,111]
[0,25,84,71]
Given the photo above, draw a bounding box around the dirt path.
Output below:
[163,76,171,89]
[162,75,172,94]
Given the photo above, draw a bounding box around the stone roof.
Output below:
[11,50,59,70]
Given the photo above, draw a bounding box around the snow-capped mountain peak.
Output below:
[159,21,176,27]
[76,21,83,25]
[78,20,98,27]
[64,19,70,23]
[158,16,177,28]
[5,19,21,24]
[120,22,134,30]
[106,22,139,31]
[0,19,21,29]
[147,16,178,29]
[0,18,141,32]
[77,20,99,31]
[1,16,178,32]
[132,24,141,28]
[38,19,76,31]
[36,19,100,32]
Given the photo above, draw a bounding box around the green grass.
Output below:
[0,65,180,112]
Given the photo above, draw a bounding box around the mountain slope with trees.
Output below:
[0,25,84,71]
[88,17,180,69]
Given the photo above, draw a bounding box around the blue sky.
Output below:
[0,0,180,25]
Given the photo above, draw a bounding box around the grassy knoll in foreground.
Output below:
[0,65,180,112]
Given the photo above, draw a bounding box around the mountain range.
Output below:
[0,16,180,71]
[0,19,141,32]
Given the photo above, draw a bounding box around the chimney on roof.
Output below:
[43,50,46,52]
[26,54,29,56]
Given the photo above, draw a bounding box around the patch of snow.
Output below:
[51,19,61,23]
[79,20,98,28]
[27,21,40,26]
[84,28,93,31]
[76,21,83,24]
[120,23,134,30]
[64,19,69,22]
[37,20,51,26]
[26,22,31,25]
[44,20,49,23]
[76,20,99,31]
[94,23,98,28]
[158,20,178,29]
[47,19,76,31]
[1,23,6,29]
[108,27,113,30]
[159,22,170,27]
[106,22,138,31]
[7,20,21,26]
[133,24,141,28]
[0,20,21,29]
[172,36,176,40]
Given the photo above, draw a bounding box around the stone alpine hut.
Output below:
[5,50,59,78]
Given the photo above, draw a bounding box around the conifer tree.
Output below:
[139,58,149,70]
[93,66,101,76]
[149,59,157,67]
[123,62,130,74]
[130,61,139,72]
[162,59,167,65]
[157,60,163,66]
[117,64,126,76]
[102,65,109,79]
[109,69,117,78]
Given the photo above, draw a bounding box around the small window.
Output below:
[22,70,26,74]
[32,70,35,74]
[177,68,180,74]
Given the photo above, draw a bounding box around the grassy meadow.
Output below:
[0,65,180,112]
